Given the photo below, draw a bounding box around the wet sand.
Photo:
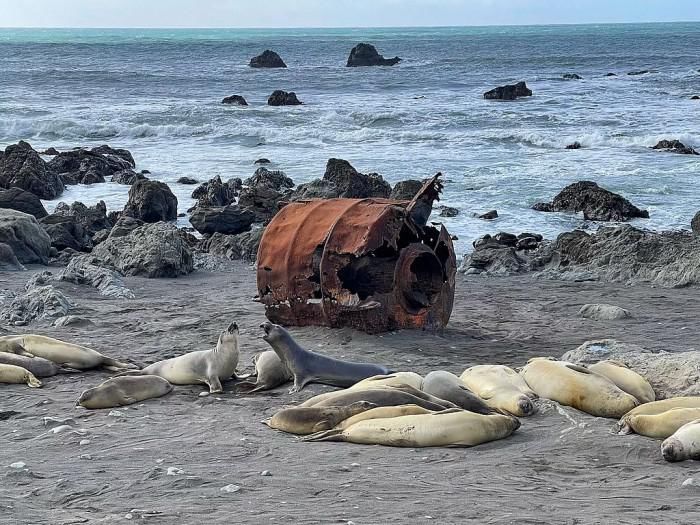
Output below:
[2,263,700,524]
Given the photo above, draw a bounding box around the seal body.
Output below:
[265,401,376,435]
[620,408,700,439]
[661,420,700,462]
[136,323,239,393]
[460,365,537,417]
[303,410,520,447]
[261,322,391,392]
[520,358,638,419]
[349,372,424,391]
[422,370,494,414]
[612,397,700,433]
[0,334,135,371]
[235,350,291,393]
[301,387,452,411]
[78,375,173,409]
[0,363,42,388]
[587,360,655,404]
[0,352,79,377]
[334,404,433,430]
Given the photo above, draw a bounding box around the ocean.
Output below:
[1,23,698,254]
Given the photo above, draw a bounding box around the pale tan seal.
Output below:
[587,360,655,404]
[0,363,42,388]
[303,409,520,447]
[349,372,424,391]
[0,334,135,371]
[611,397,700,433]
[618,408,700,439]
[235,350,292,393]
[334,404,433,430]
[422,370,495,414]
[264,401,376,435]
[661,419,700,462]
[460,364,537,417]
[77,375,173,409]
[300,386,454,411]
[520,358,638,419]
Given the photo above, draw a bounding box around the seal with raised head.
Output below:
[301,386,453,411]
[349,372,424,391]
[77,375,173,409]
[303,409,520,447]
[334,404,433,430]
[264,401,376,435]
[587,360,655,404]
[520,358,638,419]
[260,321,391,393]
[0,352,80,377]
[460,365,537,417]
[661,420,700,462]
[611,397,700,433]
[422,370,495,415]
[0,363,42,388]
[0,334,135,371]
[235,350,292,393]
[126,323,240,393]
[618,408,700,439]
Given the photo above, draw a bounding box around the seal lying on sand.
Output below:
[300,386,453,411]
[261,322,391,393]
[0,363,42,388]
[0,334,135,371]
[520,358,638,419]
[78,375,173,409]
[618,408,700,439]
[587,360,655,404]
[422,370,495,414]
[265,401,376,435]
[303,409,520,447]
[334,404,433,430]
[661,420,700,462]
[611,397,700,433]
[235,350,292,393]
[123,323,239,393]
[349,372,424,391]
[460,365,537,417]
[0,352,80,377]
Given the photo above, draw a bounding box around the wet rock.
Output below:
[40,215,91,252]
[323,158,390,198]
[59,254,135,299]
[221,94,248,105]
[483,81,532,100]
[605,73,617,77]
[477,209,497,220]
[390,179,423,200]
[189,205,255,235]
[0,242,24,271]
[267,90,302,106]
[0,284,71,324]
[249,50,286,68]
[0,209,51,264]
[191,176,240,208]
[651,139,699,155]
[565,141,582,150]
[0,141,64,199]
[439,206,459,217]
[244,167,294,192]
[41,147,60,156]
[52,201,113,237]
[92,229,110,245]
[111,170,146,185]
[49,247,78,266]
[460,231,547,275]
[516,236,539,251]
[628,70,651,75]
[48,146,136,185]
[91,145,136,167]
[177,177,198,185]
[237,185,283,223]
[109,215,144,239]
[199,228,263,262]
[346,43,401,67]
[532,181,649,222]
[692,211,700,234]
[123,180,178,223]
[691,95,700,100]
[286,179,338,200]
[90,222,193,278]
[0,187,48,218]
[563,73,582,80]
[578,303,631,320]
[254,158,271,165]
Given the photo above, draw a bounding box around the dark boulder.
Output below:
[605,73,617,77]
[477,209,498,220]
[222,94,248,106]
[0,141,64,199]
[651,139,698,155]
[191,175,240,208]
[563,73,582,80]
[439,206,459,217]
[0,187,47,218]
[177,177,198,185]
[199,229,263,262]
[268,90,302,106]
[254,158,271,165]
[691,95,700,100]
[109,215,144,239]
[628,70,651,76]
[565,141,582,150]
[484,81,532,101]
[40,215,90,252]
[238,184,283,223]
[346,43,401,67]
[52,200,113,236]
[90,145,135,167]
[0,209,51,264]
[0,242,23,271]
[286,179,339,200]
[189,205,255,235]
[390,179,423,200]
[692,211,700,234]
[244,167,294,192]
[461,231,546,275]
[41,147,60,156]
[111,170,146,185]
[123,180,178,223]
[532,181,649,222]
[249,50,287,68]
[48,146,136,185]
[322,158,391,199]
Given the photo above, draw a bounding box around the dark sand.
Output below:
[2,263,700,524]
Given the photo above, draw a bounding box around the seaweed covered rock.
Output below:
[0,141,64,199]
[346,43,401,67]
[0,187,47,218]
[0,209,51,264]
[123,180,177,223]
[249,50,286,68]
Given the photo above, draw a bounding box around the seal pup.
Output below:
[618,408,700,439]
[422,371,495,415]
[0,363,42,388]
[126,323,240,393]
[611,397,700,433]
[460,365,537,417]
[520,358,638,419]
[661,420,700,462]
[264,401,376,435]
[587,360,655,404]
[334,404,433,430]
[0,352,80,378]
[77,375,173,409]
[301,387,452,411]
[0,334,135,371]
[303,410,520,448]
[349,372,424,391]
[235,350,292,393]
[260,322,391,393]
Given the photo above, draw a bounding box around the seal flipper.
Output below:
[102,357,139,371]
[300,429,346,442]
[207,375,223,394]
[26,374,42,388]
[56,366,82,375]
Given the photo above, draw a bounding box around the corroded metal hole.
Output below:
[405,252,443,311]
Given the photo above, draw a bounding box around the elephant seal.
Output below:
[587,360,655,404]
[261,322,391,393]
[349,372,424,391]
[611,397,700,433]
[460,365,537,417]
[301,386,452,411]
[520,358,638,419]
[422,371,495,415]
[303,410,520,448]
[618,408,700,439]
[125,323,239,393]
[661,420,700,462]
[0,363,42,388]
[0,334,135,371]
[235,350,292,393]
[264,401,376,435]
[77,375,173,409]
[334,404,433,430]
[0,352,80,377]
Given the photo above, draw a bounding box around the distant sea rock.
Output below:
[346,43,401,67]
[49,145,136,185]
[268,90,302,106]
[563,73,582,80]
[250,50,286,68]
[191,175,240,208]
[222,94,248,106]
[565,141,582,150]
[483,81,532,100]
[651,139,699,155]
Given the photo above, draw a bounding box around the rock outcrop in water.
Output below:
[238,167,293,223]
[0,187,47,218]
[268,90,302,106]
[346,43,401,67]
[123,180,178,223]
[532,181,649,221]
[48,145,137,185]
[483,81,532,100]
[0,209,51,265]
[651,139,699,155]
[0,141,64,199]
[288,158,391,201]
[249,50,287,68]
[563,73,582,80]
[390,179,423,200]
[222,94,248,106]
[189,205,255,235]
[191,176,240,208]
[565,142,582,150]
[460,232,546,275]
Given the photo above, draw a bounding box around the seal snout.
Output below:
[661,439,681,462]
[227,322,239,333]
[260,321,274,335]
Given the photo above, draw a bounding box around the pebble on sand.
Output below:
[9,462,26,469]
[167,467,184,476]
[220,484,241,493]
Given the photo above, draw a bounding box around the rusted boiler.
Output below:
[256,175,456,334]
